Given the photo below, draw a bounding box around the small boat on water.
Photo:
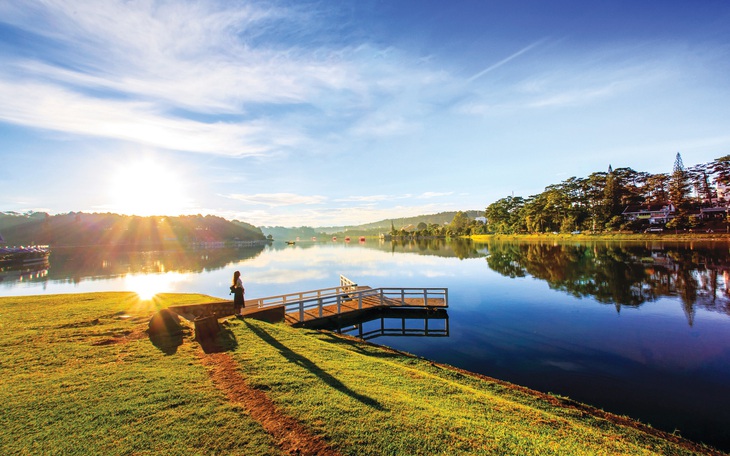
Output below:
[0,245,51,269]
[286,241,296,245]
[0,233,50,269]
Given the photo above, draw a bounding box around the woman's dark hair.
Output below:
[232,270,241,286]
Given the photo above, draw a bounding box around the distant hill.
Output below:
[261,210,483,239]
[2,210,483,245]
[318,210,483,234]
[0,212,266,247]
[258,226,328,242]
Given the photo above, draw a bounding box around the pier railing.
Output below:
[246,284,364,309]
[247,285,448,324]
[378,287,449,307]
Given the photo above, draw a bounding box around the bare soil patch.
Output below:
[200,351,342,456]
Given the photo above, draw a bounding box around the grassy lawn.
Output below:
[0,293,721,455]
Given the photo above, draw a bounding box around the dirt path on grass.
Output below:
[200,352,342,456]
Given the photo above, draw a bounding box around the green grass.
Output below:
[0,293,279,456]
[0,293,720,455]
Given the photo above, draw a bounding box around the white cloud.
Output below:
[0,80,288,156]
[526,81,628,108]
[417,192,454,199]
[349,113,421,138]
[335,194,403,203]
[226,193,328,207]
[0,1,456,158]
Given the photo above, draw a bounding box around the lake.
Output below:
[4,238,730,451]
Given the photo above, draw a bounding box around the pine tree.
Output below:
[603,165,622,229]
[667,152,692,229]
[669,152,690,209]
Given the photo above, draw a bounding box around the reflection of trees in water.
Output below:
[42,245,266,283]
[381,238,482,259]
[485,241,730,321]
[268,238,485,260]
[485,243,526,278]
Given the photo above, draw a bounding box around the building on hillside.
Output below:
[699,206,729,220]
[621,203,675,225]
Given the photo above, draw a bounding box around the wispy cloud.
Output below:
[520,57,666,109]
[456,48,677,116]
[526,81,628,108]
[226,193,327,207]
[417,192,454,199]
[467,38,548,82]
[0,1,451,157]
[0,2,698,162]
[332,192,453,204]
[0,80,294,156]
[334,195,393,203]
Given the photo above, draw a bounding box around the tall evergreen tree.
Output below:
[603,165,622,229]
[669,153,690,207]
[667,152,692,229]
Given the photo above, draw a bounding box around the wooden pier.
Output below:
[242,275,448,327]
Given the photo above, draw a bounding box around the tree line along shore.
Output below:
[482,153,730,236]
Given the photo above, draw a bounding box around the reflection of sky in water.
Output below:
[4,241,730,449]
[1,243,468,299]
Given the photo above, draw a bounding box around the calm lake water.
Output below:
[4,239,730,451]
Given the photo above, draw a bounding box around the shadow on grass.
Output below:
[199,326,239,354]
[148,309,239,355]
[150,332,184,355]
[245,320,386,411]
[148,309,188,355]
[314,332,412,359]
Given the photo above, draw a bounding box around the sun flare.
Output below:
[125,271,188,300]
[108,158,189,216]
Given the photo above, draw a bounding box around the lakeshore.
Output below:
[0,292,723,455]
[470,231,730,243]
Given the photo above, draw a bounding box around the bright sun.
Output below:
[109,158,189,216]
[125,271,188,300]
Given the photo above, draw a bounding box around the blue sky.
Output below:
[1,1,729,227]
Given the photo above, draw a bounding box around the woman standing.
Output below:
[231,270,245,315]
